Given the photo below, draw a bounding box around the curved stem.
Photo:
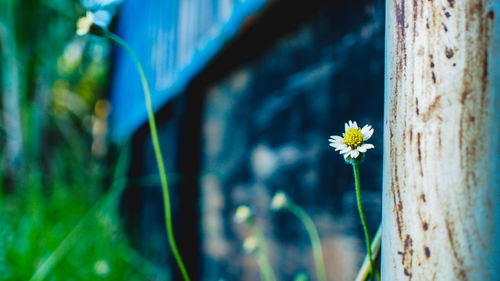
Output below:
[287,203,328,281]
[104,31,191,281]
[255,249,276,281]
[352,163,378,281]
[354,223,382,281]
[250,223,277,281]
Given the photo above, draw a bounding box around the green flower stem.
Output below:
[255,255,269,281]
[254,249,277,281]
[352,163,378,281]
[103,31,191,281]
[354,223,382,281]
[249,222,277,281]
[286,203,327,281]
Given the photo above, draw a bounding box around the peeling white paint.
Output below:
[382,0,499,280]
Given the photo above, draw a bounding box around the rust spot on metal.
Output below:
[445,218,467,280]
[431,71,436,83]
[392,162,404,240]
[422,222,429,231]
[421,96,441,122]
[404,235,412,253]
[424,246,431,258]
[453,63,456,67]
[420,193,426,203]
[395,214,403,239]
[446,223,456,255]
[442,23,448,32]
[487,10,494,20]
[394,0,407,50]
[400,234,414,278]
[415,98,419,115]
[409,127,413,143]
[458,270,467,280]
[412,0,418,36]
[404,269,412,277]
[437,128,442,150]
[482,48,488,94]
[417,132,423,176]
[444,11,451,18]
[445,47,454,58]
[460,89,471,105]
[430,61,434,68]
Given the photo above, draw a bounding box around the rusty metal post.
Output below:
[382,0,499,280]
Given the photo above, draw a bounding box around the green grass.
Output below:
[0,146,170,281]
[0,1,171,279]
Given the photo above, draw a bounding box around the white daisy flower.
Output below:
[76,11,95,36]
[242,236,259,254]
[329,120,374,159]
[233,205,253,224]
[270,191,289,210]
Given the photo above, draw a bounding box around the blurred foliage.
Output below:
[0,0,167,280]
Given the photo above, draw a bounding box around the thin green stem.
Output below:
[352,163,378,281]
[255,249,276,281]
[104,31,191,281]
[250,223,277,281]
[287,203,328,281]
[354,223,382,281]
[255,257,269,281]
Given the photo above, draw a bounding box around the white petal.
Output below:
[345,122,349,132]
[330,140,341,146]
[363,128,374,141]
[329,136,343,142]
[329,143,342,150]
[340,146,352,154]
[335,144,347,151]
[357,146,367,153]
[362,143,375,150]
[360,125,371,135]
[351,150,360,158]
[352,121,358,129]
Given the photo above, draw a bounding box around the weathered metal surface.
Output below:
[382,0,499,280]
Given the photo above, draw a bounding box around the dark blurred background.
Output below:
[0,0,384,280]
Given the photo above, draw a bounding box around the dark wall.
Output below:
[123,1,385,280]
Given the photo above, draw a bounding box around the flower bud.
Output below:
[233,205,253,224]
[271,191,289,210]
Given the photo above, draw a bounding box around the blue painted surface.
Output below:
[110,0,268,141]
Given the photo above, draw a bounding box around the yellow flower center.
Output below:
[343,128,363,148]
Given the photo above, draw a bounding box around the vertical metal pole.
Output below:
[382,0,499,280]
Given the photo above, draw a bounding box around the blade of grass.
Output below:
[354,223,382,281]
[28,144,130,281]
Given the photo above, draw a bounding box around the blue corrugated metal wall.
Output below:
[110,0,267,141]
